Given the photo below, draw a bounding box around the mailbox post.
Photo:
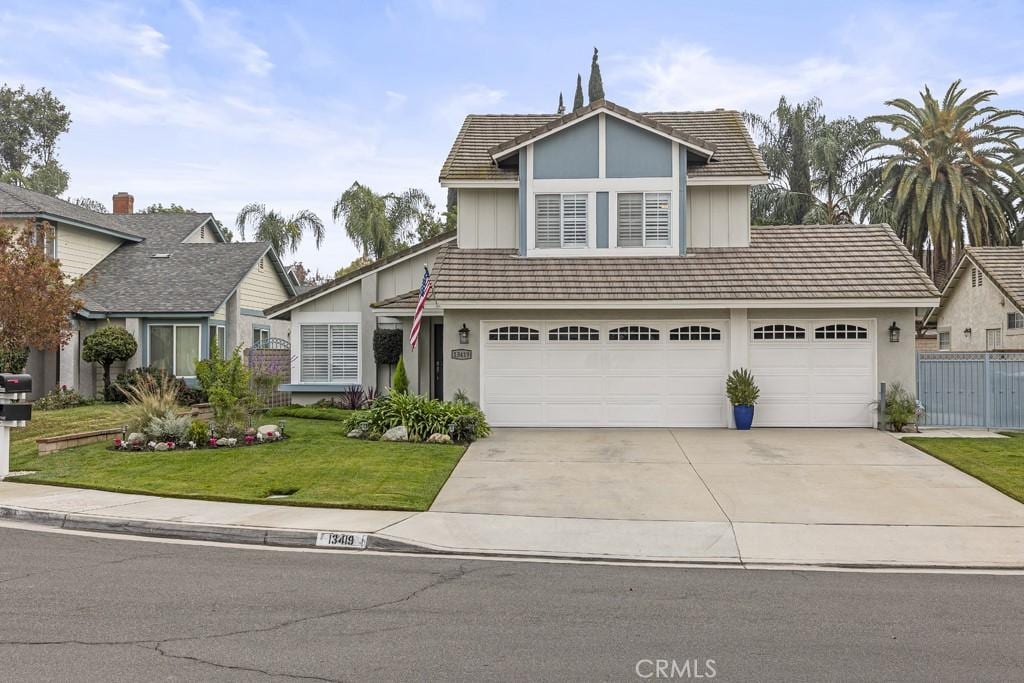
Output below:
[0,374,32,478]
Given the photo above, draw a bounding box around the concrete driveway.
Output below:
[394,428,1024,566]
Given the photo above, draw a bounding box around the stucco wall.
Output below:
[457,189,518,249]
[935,263,1024,350]
[687,185,750,248]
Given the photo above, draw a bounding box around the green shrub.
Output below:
[726,368,760,406]
[196,344,253,435]
[373,328,403,365]
[391,356,409,395]
[186,419,210,444]
[112,367,206,405]
[0,344,29,373]
[34,385,93,410]
[881,382,921,432]
[361,392,490,442]
[82,326,138,400]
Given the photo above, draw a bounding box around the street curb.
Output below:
[3,505,1024,571]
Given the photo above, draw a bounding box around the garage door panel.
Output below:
[664,374,725,396]
[606,346,668,370]
[541,374,607,398]
[543,347,604,370]
[664,347,727,367]
[811,401,873,426]
[487,348,543,370]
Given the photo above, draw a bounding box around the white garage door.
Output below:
[749,320,876,427]
[481,320,729,427]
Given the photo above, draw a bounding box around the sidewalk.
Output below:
[3,481,1024,569]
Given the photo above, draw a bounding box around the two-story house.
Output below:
[268,100,940,428]
[922,246,1024,351]
[0,184,294,398]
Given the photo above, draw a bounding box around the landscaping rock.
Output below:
[153,442,169,452]
[347,428,367,439]
[257,425,280,438]
[381,425,409,442]
[426,433,452,444]
[216,438,230,447]
[127,432,146,444]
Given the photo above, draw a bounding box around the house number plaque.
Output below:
[451,349,472,360]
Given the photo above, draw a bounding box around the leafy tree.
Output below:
[235,203,324,255]
[588,47,605,102]
[0,222,83,370]
[333,182,431,260]
[391,356,409,395]
[82,325,138,400]
[805,117,880,224]
[557,92,565,115]
[141,202,233,241]
[0,85,72,196]
[573,74,584,112]
[335,256,372,278]
[415,196,456,242]
[856,80,1024,276]
[71,197,107,212]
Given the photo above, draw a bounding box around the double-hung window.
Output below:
[210,324,226,359]
[300,324,359,384]
[536,193,587,248]
[1009,312,1024,330]
[253,327,270,348]
[617,192,670,247]
[149,324,201,376]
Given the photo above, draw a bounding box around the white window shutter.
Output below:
[536,194,561,248]
[644,192,670,246]
[617,193,643,247]
[561,193,588,247]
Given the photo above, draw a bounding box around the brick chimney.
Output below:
[112,192,134,214]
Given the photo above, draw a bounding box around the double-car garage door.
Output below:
[481,319,876,428]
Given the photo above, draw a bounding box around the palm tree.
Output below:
[856,80,1024,277]
[235,204,325,256]
[804,117,880,224]
[332,182,430,260]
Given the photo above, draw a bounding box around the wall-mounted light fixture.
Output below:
[458,324,470,345]
[888,321,901,343]
[963,327,973,339]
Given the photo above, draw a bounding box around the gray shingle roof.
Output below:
[0,182,142,239]
[106,212,214,246]
[966,246,1024,310]
[80,241,272,314]
[439,107,767,183]
[430,225,939,303]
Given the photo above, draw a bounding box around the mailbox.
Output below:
[0,403,31,423]
[0,374,32,395]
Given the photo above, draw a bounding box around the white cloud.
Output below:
[434,84,506,127]
[179,0,272,76]
[0,7,168,59]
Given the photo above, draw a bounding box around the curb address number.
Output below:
[316,531,368,549]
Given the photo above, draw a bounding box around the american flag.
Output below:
[410,266,432,349]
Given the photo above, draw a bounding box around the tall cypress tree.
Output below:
[572,74,584,112]
[557,92,565,115]
[588,47,604,102]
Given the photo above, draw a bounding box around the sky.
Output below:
[2,0,1023,276]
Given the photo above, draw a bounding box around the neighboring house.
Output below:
[268,99,940,428]
[0,184,295,398]
[923,246,1024,352]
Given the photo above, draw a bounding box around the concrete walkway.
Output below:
[2,427,1023,568]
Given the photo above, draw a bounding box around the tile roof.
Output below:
[0,182,142,239]
[966,246,1024,310]
[79,241,272,314]
[439,107,767,183]
[430,225,939,303]
[265,230,456,317]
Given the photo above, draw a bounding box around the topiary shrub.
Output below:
[391,356,409,395]
[82,326,138,401]
[373,328,403,366]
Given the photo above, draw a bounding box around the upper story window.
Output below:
[617,192,670,247]
[536,193,587,248]
[753,324,806,341]
[1009,312,1024,330]
[938,331,951,350]
[30,222,57,259]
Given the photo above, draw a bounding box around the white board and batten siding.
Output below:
[457,189,519,249]
[686,186,750,248]
[481,319,730,427]
[239,256,291,312]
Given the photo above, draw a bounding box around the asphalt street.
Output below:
[0,524,1021,682]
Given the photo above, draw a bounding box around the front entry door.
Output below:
[432,322,444,400]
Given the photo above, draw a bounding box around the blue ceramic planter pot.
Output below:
[733,405,754,430]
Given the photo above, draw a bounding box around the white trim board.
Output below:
[440,298,939,310]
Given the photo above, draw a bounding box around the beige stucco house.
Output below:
[0,184,294,398]
[268,99,940,428]
[923,246,1024,352]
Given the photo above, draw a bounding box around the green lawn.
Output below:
[9,403,131,461]
[10,416,466,511]
[904,432,1024,504]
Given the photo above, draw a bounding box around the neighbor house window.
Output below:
[938,331,951,350]
[616,192,670,247]
[149,324,201,376]
[752,324,806,340]
[536,193,587,248]
[300,324,359,383]
[1009,312,1024,330]
[986,328,1001,350]
[210,324,226,358]
[253,328,270,348]
[30,222,57,259]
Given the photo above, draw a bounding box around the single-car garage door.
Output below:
[481,320,729,427]
[749,319,876,427]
